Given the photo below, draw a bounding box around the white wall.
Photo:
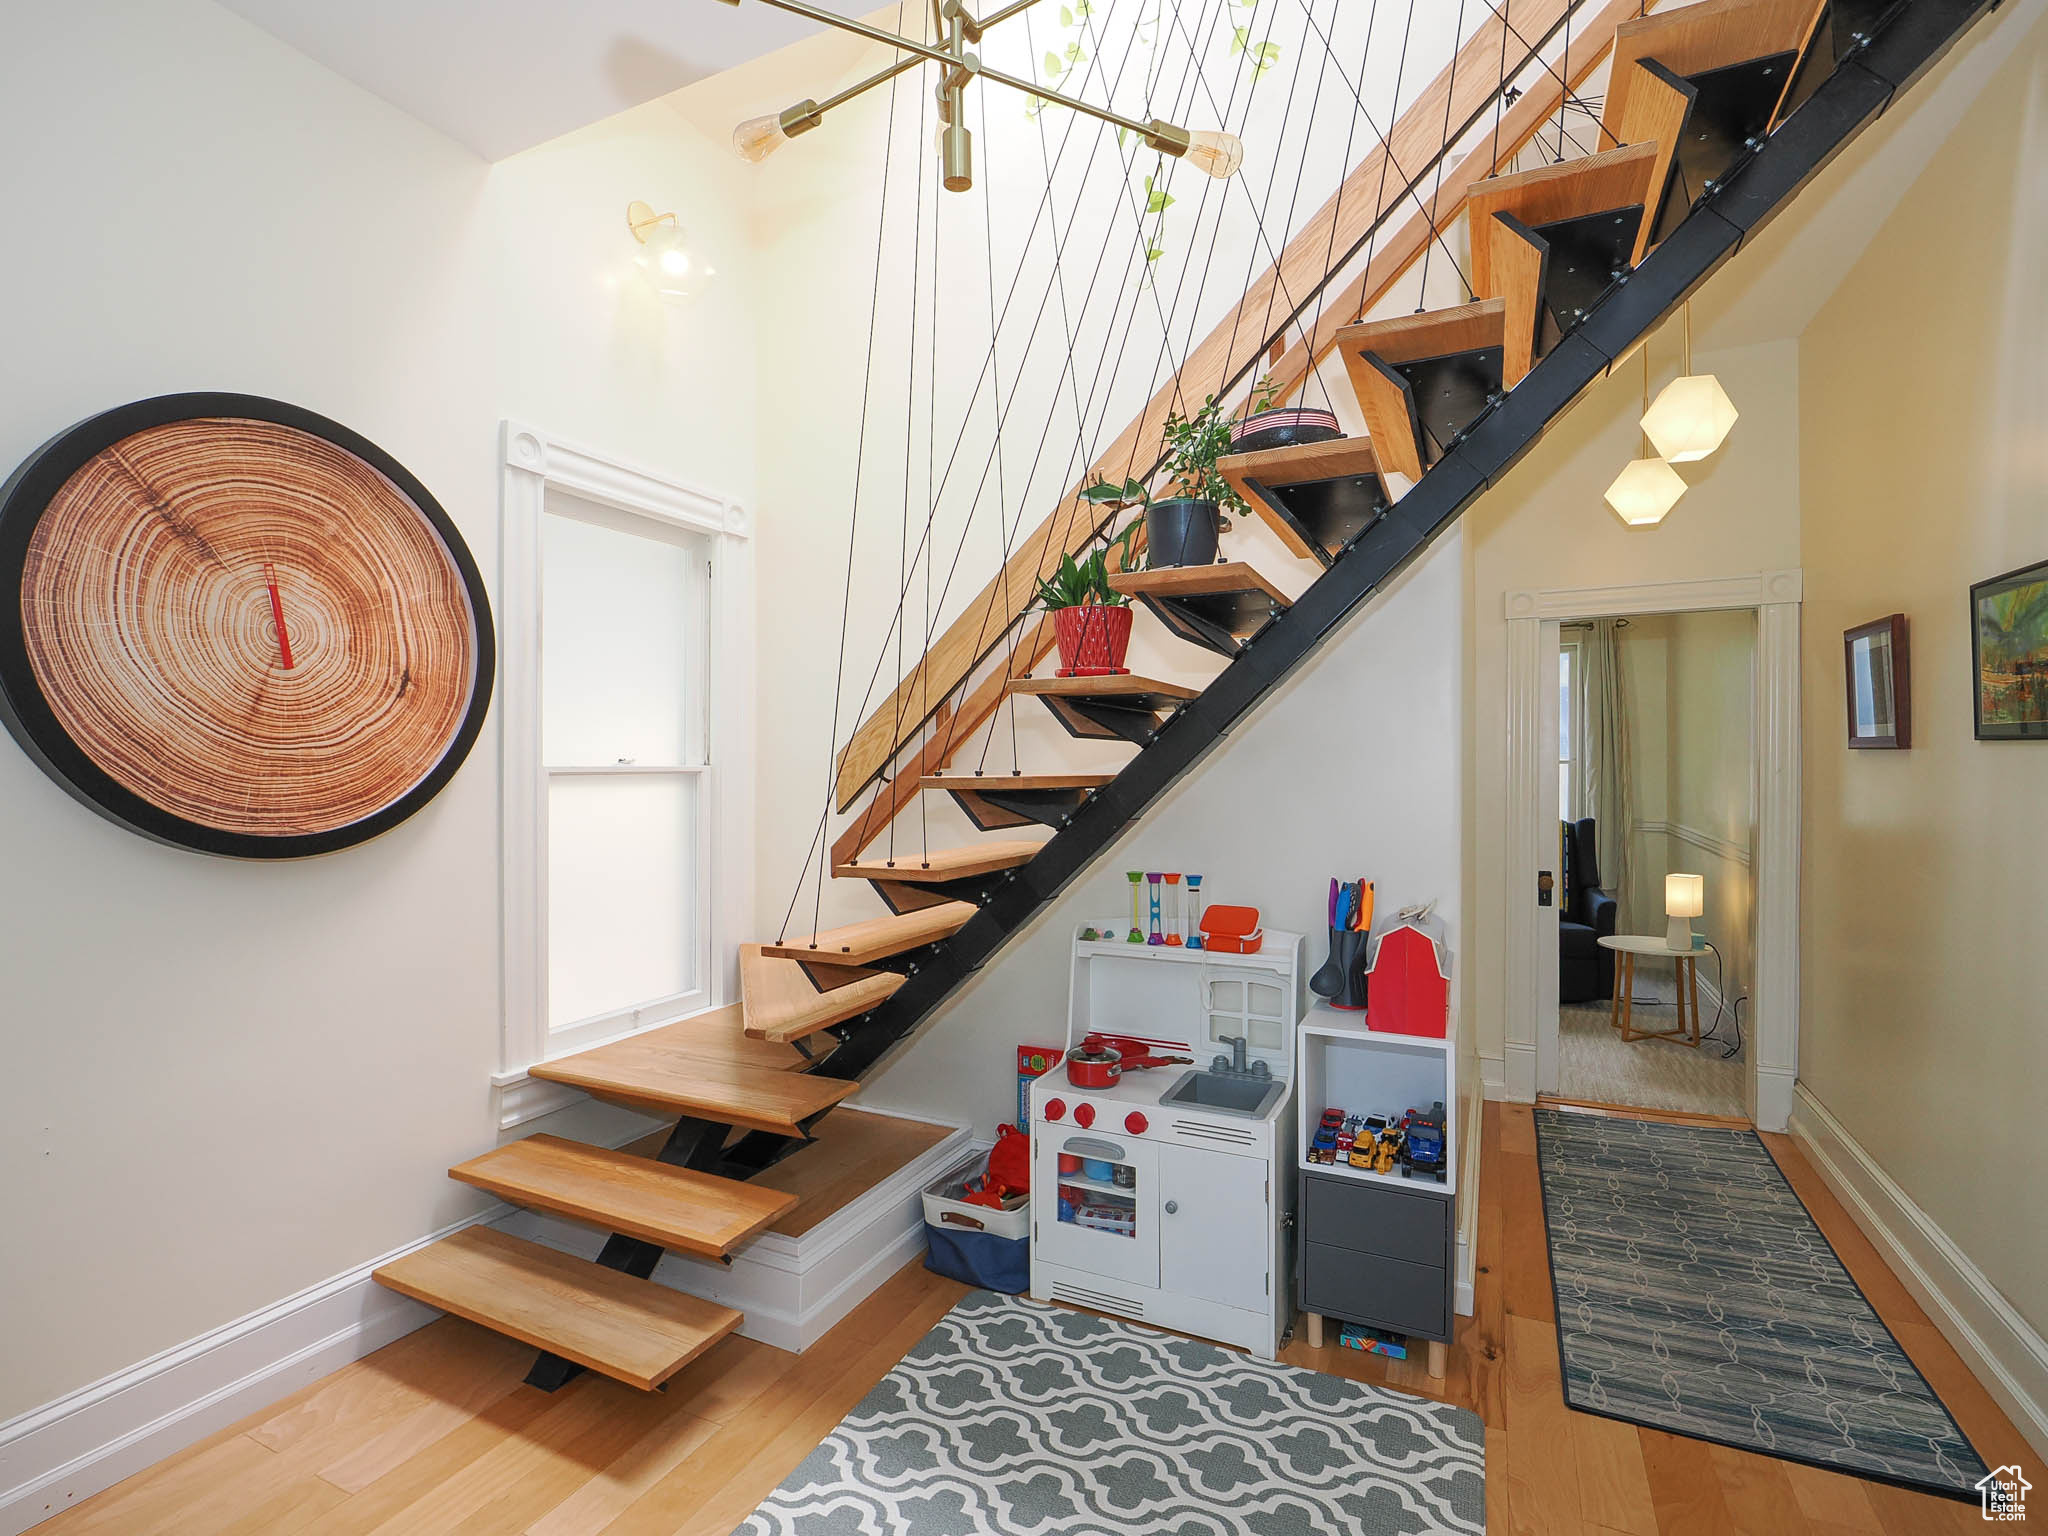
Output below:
[860,531,1464,1136]
[0,0,757,1420]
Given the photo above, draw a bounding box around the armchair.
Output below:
[1559,817,1616,1003]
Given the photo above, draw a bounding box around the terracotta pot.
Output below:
[1052,603,1132,676]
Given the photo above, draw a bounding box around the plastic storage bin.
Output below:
[922,1152,1030,1292]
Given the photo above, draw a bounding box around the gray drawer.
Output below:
[1301,1240,1449,1341]
[1303,1172,1452,1269]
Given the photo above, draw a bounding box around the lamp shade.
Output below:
[1183,129,1245,179]
[1604,456,1687,526]
[733,113,790,163]
[1665,873,1704,918]
[1640,373,1739,462]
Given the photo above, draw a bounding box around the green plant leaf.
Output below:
[1065,41,1083,61]
[1230,24,1248,54]
[1146,244,1165,263]
[1060,4,1073,22]
[1044,50,1063,76]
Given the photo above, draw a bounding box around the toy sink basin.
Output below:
[1160,1070,1285,1118]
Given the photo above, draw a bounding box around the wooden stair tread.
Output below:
[449,1135,797,1259]
[1007,675,1199,700]
[1603,0,1824,141]
[1109,563,1290,606]
[558,1003,812,1076]
[1219,439,1389,564]
[530,1023,856,1132]
[918,772,1116,791]
[758,900,978,966]
[833,839,1045,882]
[371,1226,742,1392]
[740,942,903,1044]
[1335,296,1507,365]
[1466,139,1659,236]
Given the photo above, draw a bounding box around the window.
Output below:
[539,493,712,1050]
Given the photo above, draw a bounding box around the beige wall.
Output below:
[1798,7,2048,1337]
[1619,609,1758,999]
[1464,338,1802,1081]
[0,0,757,1419]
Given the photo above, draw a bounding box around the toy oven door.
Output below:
[1036,1132,1158,1289]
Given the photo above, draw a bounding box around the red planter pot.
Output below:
[1052,603,1133,676]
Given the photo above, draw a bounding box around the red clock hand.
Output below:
[263,561,296,670]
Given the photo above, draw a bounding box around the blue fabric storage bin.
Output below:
[925,1222,1030,1293]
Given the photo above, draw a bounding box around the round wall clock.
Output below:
[0,393,494,858]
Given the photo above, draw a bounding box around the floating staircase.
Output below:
[376,0,1990,1401]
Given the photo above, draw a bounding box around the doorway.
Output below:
[1501,571,1802,1131]
[1551,610,1755,1117]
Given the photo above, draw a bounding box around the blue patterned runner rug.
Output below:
[1534,1109,1988,1501]
[730,1290,1485,1534]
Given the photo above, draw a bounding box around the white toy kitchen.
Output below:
[1029,925,1305,1357]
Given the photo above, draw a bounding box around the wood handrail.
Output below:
[832,0,1632,828]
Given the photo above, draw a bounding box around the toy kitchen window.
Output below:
[1201,965,1289,1055]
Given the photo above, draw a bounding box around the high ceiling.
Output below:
[215,0,832,160]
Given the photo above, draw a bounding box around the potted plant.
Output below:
[1083,394,1247,568]
[1230,372,1343,455]
[1032,518,1141,676]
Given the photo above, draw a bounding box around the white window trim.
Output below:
[493,422,755,1127]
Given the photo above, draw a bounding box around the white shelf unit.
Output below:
[1067,926,1306,1073]
[1297,1004,1455,1196]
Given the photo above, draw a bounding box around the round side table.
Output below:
[1596,935,1703,1047]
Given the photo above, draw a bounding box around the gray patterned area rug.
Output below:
[1535,1110,1987,1501]
[730,1290,1485,1535]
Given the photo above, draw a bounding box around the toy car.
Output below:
[1311,1108,1344,1163]
[1374,1128,1402,1175]
[1346,1130,1378,1169]
[1401,1102,1447,1181]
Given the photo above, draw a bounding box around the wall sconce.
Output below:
[1605,338,1687,527]
[627,201,713,301]
[1640,303,1738,462]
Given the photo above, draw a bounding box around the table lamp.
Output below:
[1665,873,1704,951]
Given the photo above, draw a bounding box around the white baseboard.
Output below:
[1503,1042,1537,1104]
[0,1109,972,1536]
[0,1216,475,1536]
[1479,1054,1507,1101]
[1454,1079,1482,1317]
[1753,1063,1795,1134]
[1789,1084,2048,1462]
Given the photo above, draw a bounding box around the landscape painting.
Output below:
[1972,558,2048,739]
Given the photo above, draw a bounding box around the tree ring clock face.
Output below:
[0,393,495,858]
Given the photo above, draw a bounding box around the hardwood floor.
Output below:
[34,1103,2027,1534]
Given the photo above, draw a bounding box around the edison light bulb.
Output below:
[1183,129,1245,178]
[1640,373,1739,463]
[1604,456,1687,526]
[733,113,791,163]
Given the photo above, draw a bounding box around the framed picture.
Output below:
[1844,613,1910,749]
[1972,558,2048,740]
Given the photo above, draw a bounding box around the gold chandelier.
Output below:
[716,0,1245,192]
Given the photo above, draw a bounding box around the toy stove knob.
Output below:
[1043,1098,1066,1122]
[1074,1102,1096,1129]
[1124,1111,1148,1135]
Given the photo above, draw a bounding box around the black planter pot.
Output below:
[1145,498,1222,567]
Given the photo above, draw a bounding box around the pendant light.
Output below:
[1640,303,1738,462]
[1605,339,1687,527]
[717,0,1242,194]
[627,202,713,300]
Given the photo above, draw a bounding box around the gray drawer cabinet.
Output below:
[1296,1169,1454,1373]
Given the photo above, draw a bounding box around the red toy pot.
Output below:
[1052,603,1132,676]
[1063,1034,1193,1088]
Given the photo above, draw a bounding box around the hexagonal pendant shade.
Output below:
[1640,373,1739,463]
[1604,456,1688,526]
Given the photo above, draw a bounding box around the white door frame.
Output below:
[1502,569,1802,1131]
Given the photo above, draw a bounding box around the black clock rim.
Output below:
[0,392,497,859]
